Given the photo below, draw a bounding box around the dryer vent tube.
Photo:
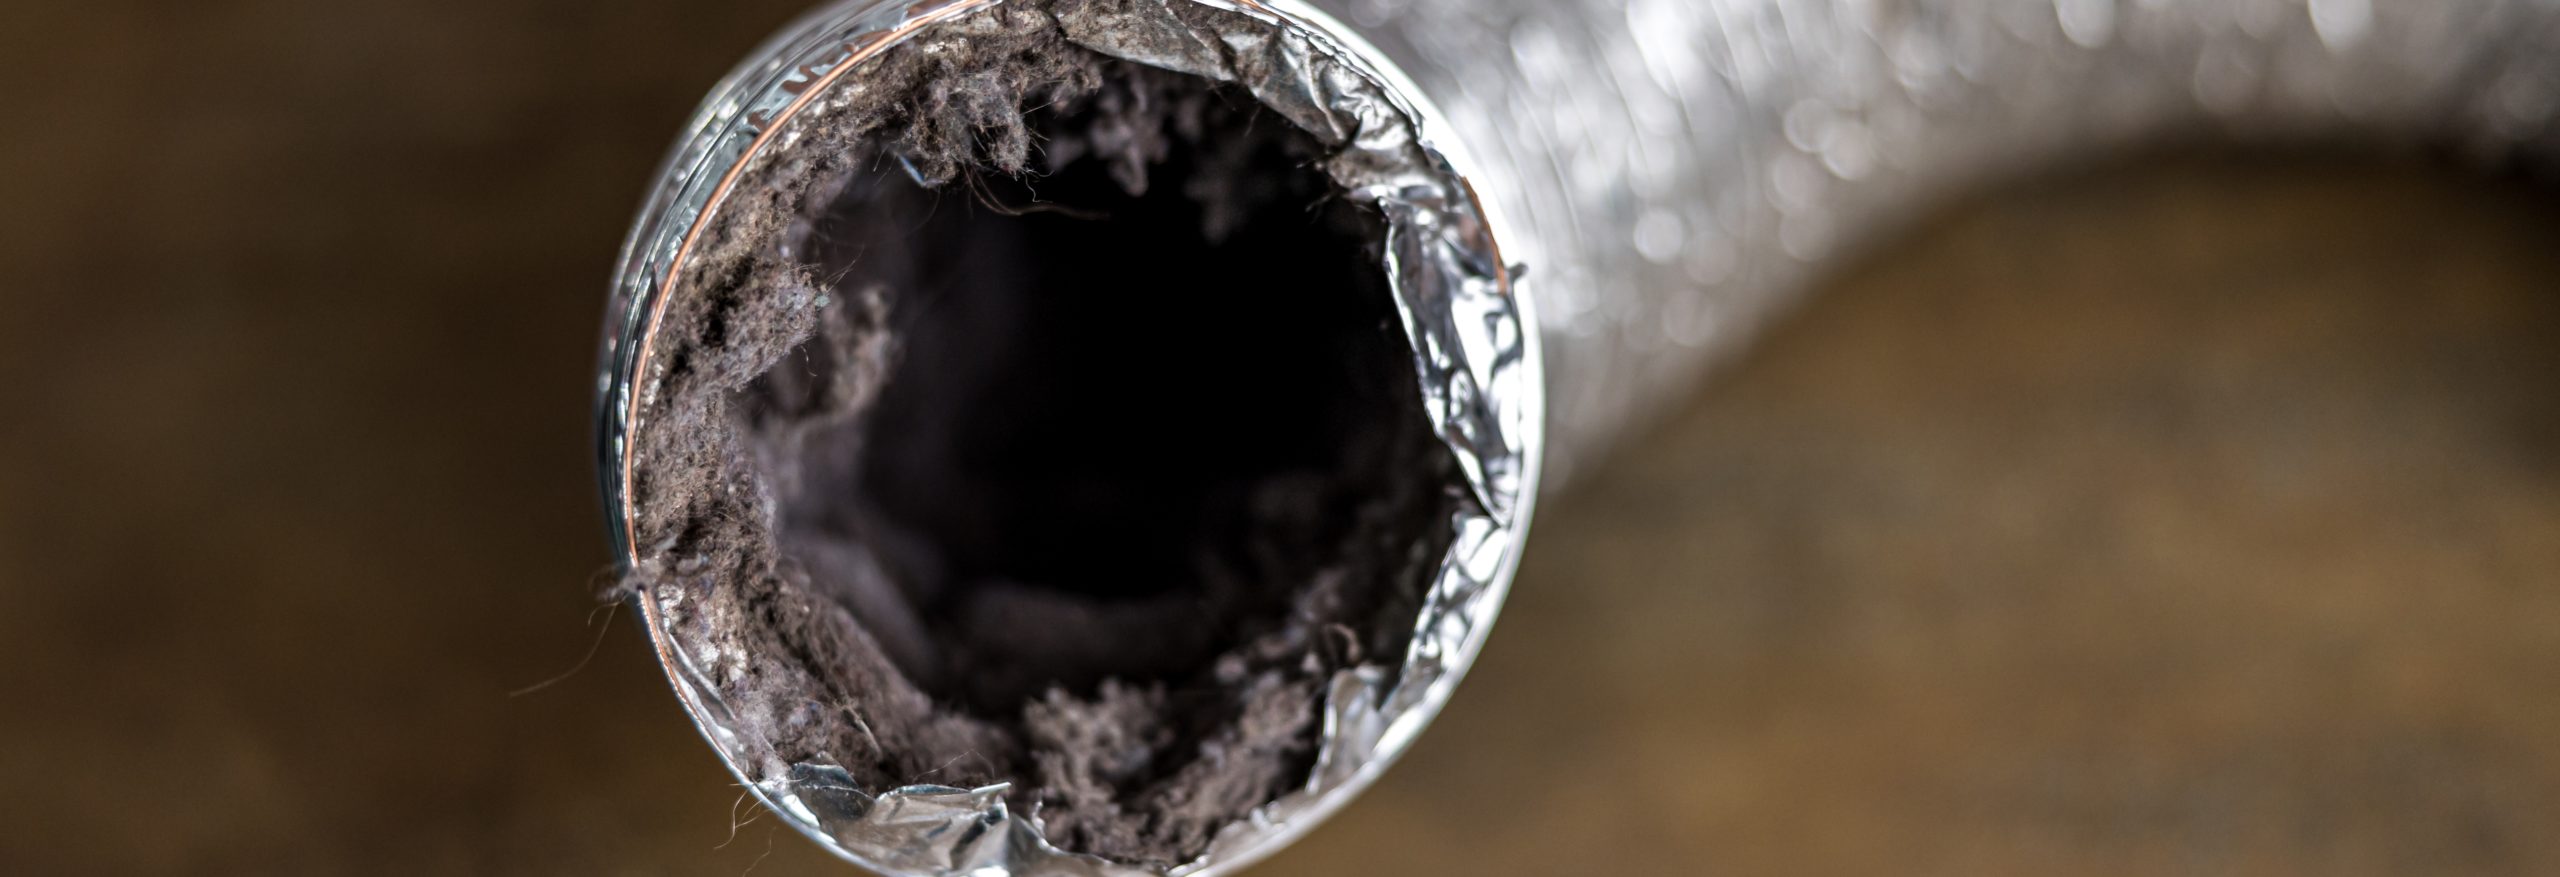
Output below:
[603,0,2560,874]
[599,1,1535,874]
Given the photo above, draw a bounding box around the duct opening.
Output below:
[622,15,1466,862]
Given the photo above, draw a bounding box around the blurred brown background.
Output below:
[6,1,2560,874]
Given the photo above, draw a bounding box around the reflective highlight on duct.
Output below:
[1334,0,2560,482]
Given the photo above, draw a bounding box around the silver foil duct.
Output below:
[601,0,2560,873]
[1351,0,2560,482]
[601,2,1535,874]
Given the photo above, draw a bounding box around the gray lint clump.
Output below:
[617,0,1463,866]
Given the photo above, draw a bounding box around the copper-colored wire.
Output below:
[618,0,1002,559]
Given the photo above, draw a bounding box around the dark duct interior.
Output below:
[634,42,1466,864]
[766,77,1444,717]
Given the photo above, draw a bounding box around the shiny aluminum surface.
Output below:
[603,0,2560,873]
[1327,0,2560,481]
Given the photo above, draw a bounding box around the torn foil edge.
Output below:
[596,1,1543,875]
